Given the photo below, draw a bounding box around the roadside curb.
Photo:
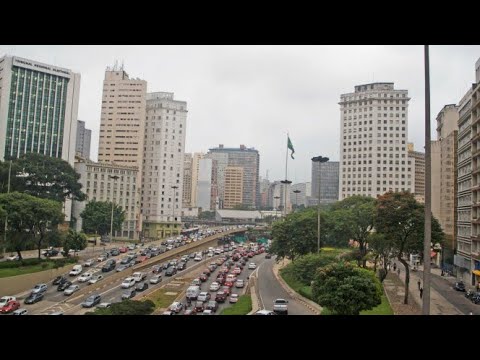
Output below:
[272,261,322,315]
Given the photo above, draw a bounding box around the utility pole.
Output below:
[423,45,432,315]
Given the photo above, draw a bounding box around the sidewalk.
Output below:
[393,261,463,315]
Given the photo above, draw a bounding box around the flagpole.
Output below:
[285,134,289,218]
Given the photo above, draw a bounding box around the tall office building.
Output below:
[197,158,213,211]
[430,105,458,263]
[407,143,426,203]
[339,83,413,200]
[205,150,228,208]
[259,176,271,208]
[182,153,193,207]
[0,55,80,165]
[223,166,243,209]
[76,120,91,159]
[207,144,260,209]
[142,92,187,239]
[190,152,205,207]
[97,66,147,166]
[290,182,311,207]
[312,161,339,205]
[72,157,139,239]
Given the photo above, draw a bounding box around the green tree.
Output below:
[329,196,376,266]
[86,300,155,315]
[0,192,64,259]
[368,232,394,283]
[289,252,339,285]
[63,229,87,256]
[375,191,444,304]
[80,200,125,236]
[10,153,86,202]
[311,262,382,315]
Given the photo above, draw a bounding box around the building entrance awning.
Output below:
[472,270,480,277]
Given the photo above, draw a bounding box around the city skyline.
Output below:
[1,45,479,182]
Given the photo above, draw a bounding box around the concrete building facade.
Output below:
[142,92,187,239]
[339,83,413,200]
[182,153,193,208]
[72,157,139,239]
[197,158,213,211]
[407,143,425,203]
[290,182,311,207]
[223,166,244,209]
[190,152,204,208]
[76,120,91,159]
[312,161,339,205]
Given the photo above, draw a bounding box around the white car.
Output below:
[97,302,111,309]
[235,279,245,288]
[194,255,202,261]
[150,275,162,284]
[209,282,220,292]
[202,309,213,315]
[229,293,239,304]
[64,284,80,296]
[6,254,19,261]
[12,308,28,315]
[69,265,83,276]
[169,301,183,313]
[83,259,95,267]
[88,275,104,285]
[121,277,136,289]
[132,272,146,282]
[207,252,214,258]
[77,273,93,283]
[0,296,16,307]
[248,263,257,270]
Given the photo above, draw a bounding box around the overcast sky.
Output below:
[1,45,479,183]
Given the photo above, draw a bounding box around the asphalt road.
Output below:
[256,258,314,315]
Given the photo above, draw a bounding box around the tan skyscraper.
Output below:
[431,104,459,263]
[407,143,425,203]
[183,153,193,208]
[223,167,243,209]
[190,152,205,207]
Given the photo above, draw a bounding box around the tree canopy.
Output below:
[80,200,125,236]
[311,262,382,315]
[86,300,155,315]
[63,229,87,255]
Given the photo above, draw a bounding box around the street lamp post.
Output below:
[293,190,301,212]
[274,196,280,219]
[311,156,329,253]
[108,175,119,242]
[171,185,179,236]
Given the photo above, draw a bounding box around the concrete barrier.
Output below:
[1,263,77,296]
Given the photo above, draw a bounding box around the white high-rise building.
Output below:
[339,82,413,199]
[142,92,187,239]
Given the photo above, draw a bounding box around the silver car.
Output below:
[150,275,162,284]
[64,284,80,296]
[31,283,48,294]
[88,275,104,285]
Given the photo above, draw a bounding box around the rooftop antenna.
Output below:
[114,59,118,71]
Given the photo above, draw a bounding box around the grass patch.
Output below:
[0,258,77,278]
[143,288,178,310]
[0,262,56,278]
[220,295,252,315]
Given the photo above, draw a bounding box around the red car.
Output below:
[0,300,20,314]
[224,280,234,287]
[119,247,128,253]
[221,286,231,296]
[199,274,208,282]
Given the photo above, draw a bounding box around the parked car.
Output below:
[57,281,72,291]
[31,283,48,294]
[150,275,162,284]
[121,277,136,289]
[122,289,137,300]
[0,300,21,314]
[6,254,19,261]
[12,308,28,315]
[135,282,149,292]
[88,275,104,285]
[24,292,44,304]
[53,276,67,285]
[453,281,466,292]
[97,253,109,262]
[64,284,80,296]
[82,294,101,308]
[119,247,128,253]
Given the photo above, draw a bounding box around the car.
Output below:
[233,267,242,275]
[31,283,48,294]
[194,255,202,261]
[150,275,162,284]
[102,261,116,272]
[136,282,149,292]
[273,298,288,315]
[184,309,195,315]
[120,257,132,265]
[229,293,239,304]
[83,259,95,267]
[132,272,147,282]
[189,253,196,259]
[78,272,93,283]
[215,291,227,303]
[121,277,136,288]
[162,310,175,315]
[197,292,211,302]
[194,301,205,312]
[127,244,136,250]
[265,253,272,259]
[64,284,80,296]
[199,274,208,282]
[135,256,148,264]
[248,263,257,270]
[177,262,187,271]
[122,289,137,300]
[24,292,44,304]
[0,296,16,308]
[0,300,21,313]
[82,294,101,308]
[169,301,183,313]
[110,249,120,256]
[152,265,162,274]
[209,282,220,292]
[165,267,177,277]
[221,286,231,296]
[57,281,72,291]
[6,254,20,261]
[44,249,59,257]
[116,265,128,272]
[119,247,128,253]
[255,309,276,315]
[202,309,213,315]
[454,281,466,292]
[235,279,245,288]
[53,276,67,285]
[88,275,104,285]
[208,265,217,272]
[12,308,28,315]
[97,253,109,262]
[205,300,218,312]
[97,302,111,309]
[69,265,83,276]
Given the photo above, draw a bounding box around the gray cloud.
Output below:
[1,45,478,183]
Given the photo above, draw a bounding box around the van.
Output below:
[69,265,83,276]
[186,286,201,300]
